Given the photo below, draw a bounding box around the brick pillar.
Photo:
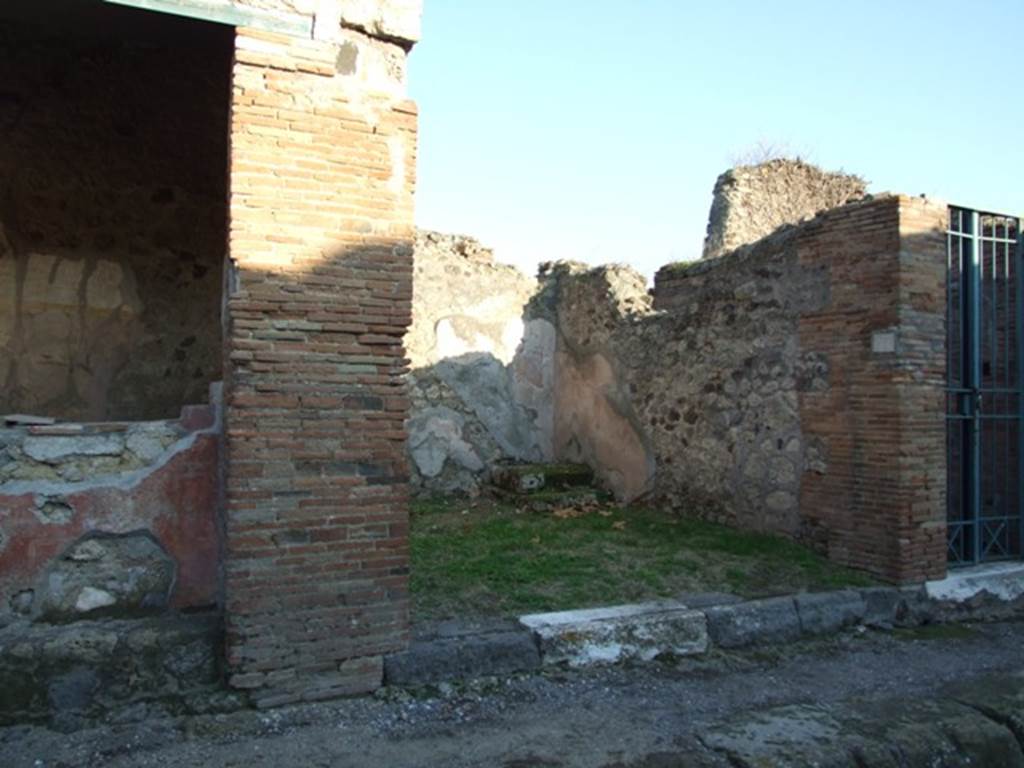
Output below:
[797,196,948,583]
[222,27,416,705]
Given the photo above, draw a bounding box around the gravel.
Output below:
[2,619,1021,768]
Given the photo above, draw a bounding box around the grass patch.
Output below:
[410,497,876,623]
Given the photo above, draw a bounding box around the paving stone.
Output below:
[701,694,1024,767]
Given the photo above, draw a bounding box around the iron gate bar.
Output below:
[1018,224,1024,560]
[945,206,1024,566]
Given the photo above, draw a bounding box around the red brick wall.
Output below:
[797,196,947,582]
[223,28,416,705]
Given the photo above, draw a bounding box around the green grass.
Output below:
[410,497,876,623]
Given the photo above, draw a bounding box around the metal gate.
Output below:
[946,207,1024,565]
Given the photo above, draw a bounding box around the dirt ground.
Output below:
[2,620,1021,768]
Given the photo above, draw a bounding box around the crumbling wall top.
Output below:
[702,159,867,259]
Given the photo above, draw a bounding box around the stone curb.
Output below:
[383,629,541,686]
[381,583,1024,687]
[521,602,708,667]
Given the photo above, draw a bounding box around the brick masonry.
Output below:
[795,196,948,582]
[222,24,418,704]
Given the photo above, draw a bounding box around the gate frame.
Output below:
[946,206,1024,566]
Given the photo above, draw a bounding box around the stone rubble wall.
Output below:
[405,231,554,495]
[702,159,867,259]
[533,262,658,503]
[541,234,817,524]
[0,385,223,623]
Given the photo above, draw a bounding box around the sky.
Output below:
[408,0,1024,280]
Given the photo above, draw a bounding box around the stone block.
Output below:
[704,596,801,649]
[384,630,540,686]
[22,434,124,463]
[520,602,708,667]
[794,590,865,636]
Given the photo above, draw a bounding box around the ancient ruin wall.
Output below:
[405,231,553,495]
[702,160,867,259]
[546,236,817,525]
[0,17,230,421]
[534,263,658,503]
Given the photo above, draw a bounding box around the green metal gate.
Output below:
[946,207,1024,565]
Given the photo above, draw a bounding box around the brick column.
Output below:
[797,196,948,583]
[222,27,416,705]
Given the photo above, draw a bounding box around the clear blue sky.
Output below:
[409,1,1023,279]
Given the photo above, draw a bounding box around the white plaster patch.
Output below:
[434,317,496,360]
[75,586,117,613]
[871,330,897,354]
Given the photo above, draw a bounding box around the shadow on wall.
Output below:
[0,11,230,422]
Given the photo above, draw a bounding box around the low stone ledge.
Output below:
[520,601,708,667]
[794,590,865,636]
[0,612,226,730]
[384,630,540,686]
[704,596,801,649]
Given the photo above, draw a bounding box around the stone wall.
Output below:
[405,231,554,495]
[544,237,815,520]
[702,160,867,259]
[0,11,231,421]
[534,263,658,503]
